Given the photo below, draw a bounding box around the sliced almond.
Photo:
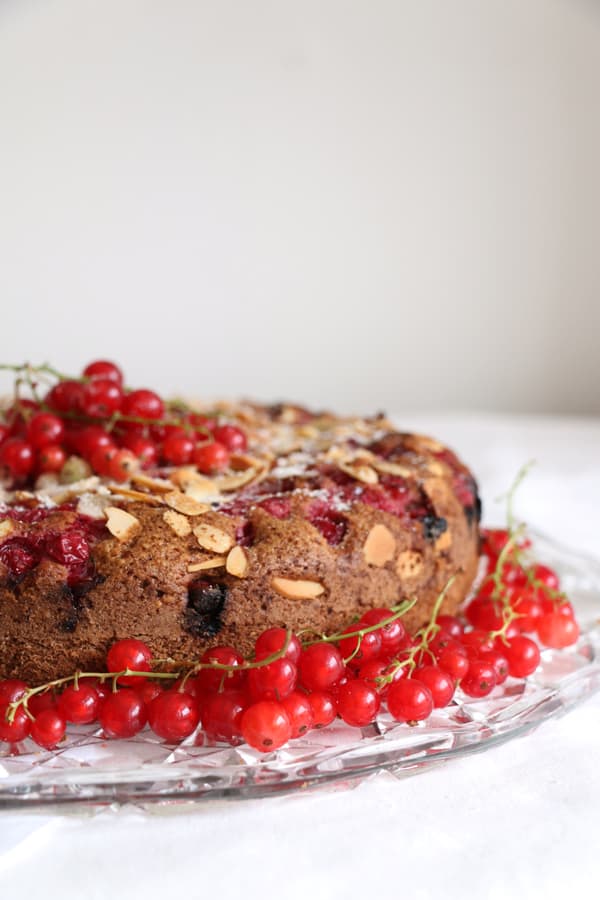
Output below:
[271,576,325,600]
[193,522,234,554]
[164,490,210,517]
[363,524,396,566]
[187,556,226,572]
[76,492,112,520]
[131,473,175,494]
[163,509,192,537]
[396,549,424,579]
[214,468,260,491]
[107,485,161,505]
[105,506,141,542]
[435,530,452,551]
[339,461,379,485]
[0,520,15,540]
[370,459,413,479]
[226,545,249,578]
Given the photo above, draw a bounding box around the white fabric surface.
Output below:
[1,413,599,899]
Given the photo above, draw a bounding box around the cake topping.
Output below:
[105,506,140,542]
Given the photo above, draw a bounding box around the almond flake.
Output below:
[0,520,15,540]
[193,522,234,554]
[271,576,325,600]
[130,473,174,494]
[107,485,161,505]
[164,490,210,517]
[215,468,260,491]
[226,545,249,578]
[339,462,379,485]
[371,459,413,479]
[163,509,192,537]
[187,556,226,572]
[396,550,424,579]
[363,524,396,566]
[105,506,141,542]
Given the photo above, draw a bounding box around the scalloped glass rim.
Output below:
[1,530,599,810]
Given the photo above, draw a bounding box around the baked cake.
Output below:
[0,363,481,684]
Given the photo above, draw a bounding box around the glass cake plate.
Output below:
[1,530,599,810]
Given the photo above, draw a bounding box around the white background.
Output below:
[1,0,599,415]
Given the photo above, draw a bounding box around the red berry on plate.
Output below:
[107,638,153,686]
[531,563,560,591]
[202,689,248,744]
[536,612,579,648]
[161,433,195,466]
[280,691,314,738]
[83,360,123,386]
[30,709,67,750]
[335,678,381,727]
[0,679,28,704]
[100,690,147,738]
[27,691,58,717]
[0,701,31,743]
[81,378,123,419]
[148,691,200,743]
[503,635,541,678]
[387,678,434,723]
[26,412,65,449]
[57,683,100,724]
[241,700,292,751]
[197,646,245,692]
[193,441,230,474]
[254,627,302,665]
[414,664,455,708]
[465,597,504,631]
[247,658,297,701]
[0,438,35,478]
[212,424,247,452]
[298,643,345,692]
[307,691,337,729]
[338,626,382,665]
[78,425,114,460]
[460,659,497,698]
[122,389,164,421]
[107,448,138,482]
[436,642,469,681]
[45,380,85,415]
[436,614,464,640]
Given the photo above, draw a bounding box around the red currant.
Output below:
[89,444,118,476]
[26,412,64,449]
[465,597,504,631]
[436,614,464,640]
[107,638,153,686]
[30,709,67,750]
[254,628,302,665]
[100,690,147,738]
[336,678,381,727]
[240,700,292,751]
[338,626,382,665]
[511,588,544,632]
[414,665,455,708]
[37,444,67,474]
[281,691,314,738]
[83,360,123,386]
[0,702,31,743]
[0,679,28,703]
[212,425,247,453]
[122,389,165,421]
[148,691,200,742]
[478,648,510,685]
[531,563,560,591]
[107,448,138,482]
[502,636,541,677]
[358,658,404,697]
[81,378,123,418]
[537,612,579,648]
[77,425,114,460]
[27,691,58,717]
[247,658,297,701]
[202,689,248,744]
[307,691,337,728]
[436,642,469,681]
[387,678,434,723]
[460,659,497,698]
[298,643,345,692]
[57,683,100,724]
[0,438,34,478]
[45,380,84,414]
[197,646,245,692]
[161,433,195,466]
[193,441,230,473]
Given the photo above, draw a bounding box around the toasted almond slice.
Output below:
[363,524,396,566]
[169,468,218,497]
[130,473,174,494]
[0,520,15,540]
[370,459,413,479]
[271,576,325,600]
[107,485,161,505]
[105,506,141,542]
[226,545,249,578]
[164,490,210,517]
[396,549,424,579]
[163,509,193,537]
[187,556,226,572]
[435,530,452,551]
[76,492,112,520]
[339,462,379,485]
[193,522,234,554]
[215,469,260,491]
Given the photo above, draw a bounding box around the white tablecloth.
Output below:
[1,413,599,899]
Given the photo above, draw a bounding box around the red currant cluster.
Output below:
[0,528,582,754]
[0,361,247,484]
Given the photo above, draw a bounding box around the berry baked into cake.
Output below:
[0,361,481,684]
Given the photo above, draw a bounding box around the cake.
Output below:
[0,363,481,684]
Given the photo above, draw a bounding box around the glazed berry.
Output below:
[460,659,497,698]
[148,691,200,743]
[0,702,31,743]
[30,709,67,750]
[298,643,345,692]
[240,700,292,751]
[247,658,297,701]
[202,690,248,744]
[45,380,84,414]
[281,691,314,738]
[83,360,123,386]
[100,690,147,738]
[81,378,123,418]
[161,433,195,466]
[57,683,100,724]
[26,413,64,449]
[537,612,579,648]
[254,628,302,665]
[193,441,230,474]
[212,424,247,453]
[503,636,541,678]
[335,678,381,727]
[0,438,35,478]
[414,665,455,708]
[106,638,153,686]
[122,389,165,421]
[387,678,434,723]
[37,444,67,474]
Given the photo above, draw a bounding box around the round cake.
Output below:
[0,366,481,684]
